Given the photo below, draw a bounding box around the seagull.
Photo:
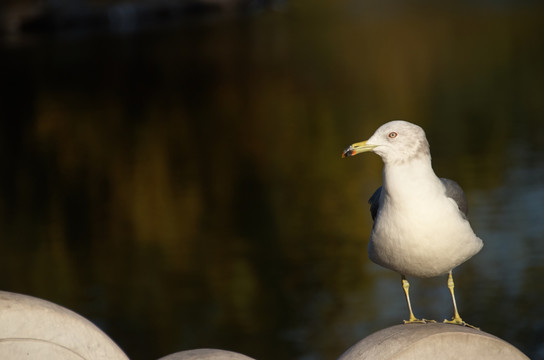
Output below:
[342,120,483,328]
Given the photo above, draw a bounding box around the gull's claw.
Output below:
[403,318,436,324]
[443,317,480,330]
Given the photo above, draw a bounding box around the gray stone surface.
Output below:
[338,323,529,360]
[157,348,255,360]
[0,291,128,360]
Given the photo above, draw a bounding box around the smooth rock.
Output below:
[338,323,529,360]
[0,291,128,360]
[157,348,256,360]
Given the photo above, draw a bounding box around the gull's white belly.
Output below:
[368,198,483,277]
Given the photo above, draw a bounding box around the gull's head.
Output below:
[342,120,430,164]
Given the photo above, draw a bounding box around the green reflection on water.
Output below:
[1,2,544,359]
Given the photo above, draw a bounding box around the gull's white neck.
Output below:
[382,155,442,200]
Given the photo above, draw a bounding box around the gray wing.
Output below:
[440,178,469,217]
[368,186,382,222]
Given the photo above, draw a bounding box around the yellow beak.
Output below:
[341,140,377,158]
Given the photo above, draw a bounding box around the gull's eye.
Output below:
[388,132,398,139]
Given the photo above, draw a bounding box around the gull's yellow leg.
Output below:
[443,270,479,330]
[402,275,434,324]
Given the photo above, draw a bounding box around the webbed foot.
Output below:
[403,318,436,324]
[443,317,480,330]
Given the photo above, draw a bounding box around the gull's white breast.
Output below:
[368,167,483,277]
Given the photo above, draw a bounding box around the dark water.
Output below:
[1,2,544,359]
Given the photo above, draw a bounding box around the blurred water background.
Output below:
[1,0,544,359]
